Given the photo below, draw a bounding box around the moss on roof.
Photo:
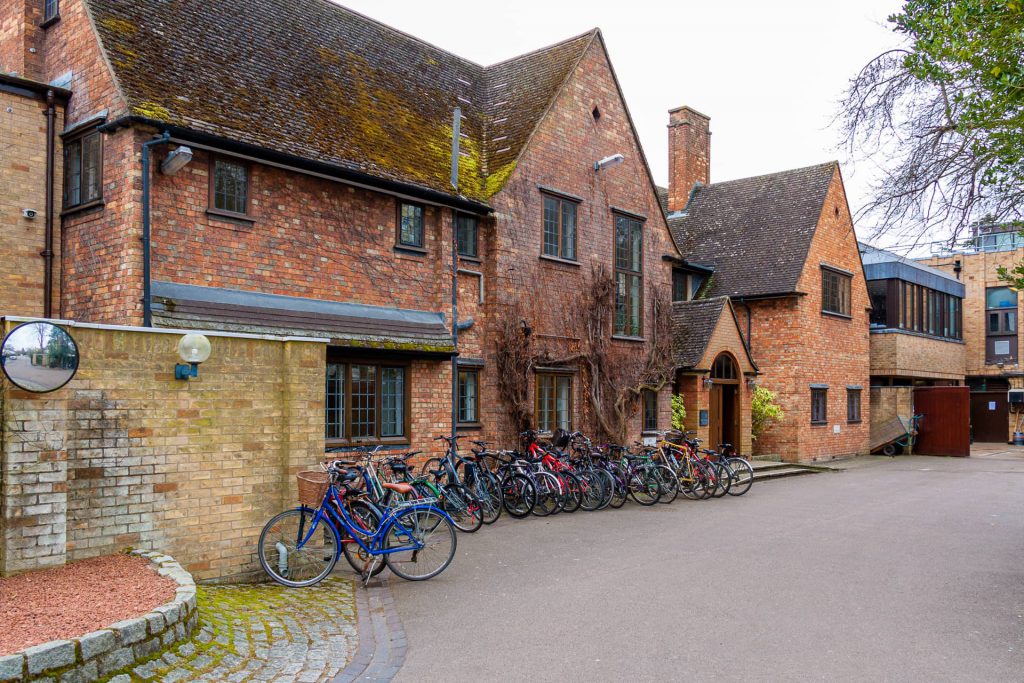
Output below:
[87,0,594,202]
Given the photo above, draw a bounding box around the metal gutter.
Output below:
[140,131,171,326]
[42,90,56,317]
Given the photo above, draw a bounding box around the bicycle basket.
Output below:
[551,428,571,449]
[296,470,330,508]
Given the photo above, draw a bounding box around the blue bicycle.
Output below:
[258,461,457,586]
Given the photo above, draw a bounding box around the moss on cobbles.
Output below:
[96,578,357,682]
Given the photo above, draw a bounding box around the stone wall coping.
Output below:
[0,551,199,683]
[1,316,329,344]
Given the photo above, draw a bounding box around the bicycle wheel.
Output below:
[475,471,503,525]
[531,472,562,516]
[654,465,679,504]
[441,483,483,533]
[258,508,338,587]
[627,469,661,506]
[340,501,387,577]
[559,471,583,513]
[725,458,754,496]
[383,507,457,581]
[693,459,716,499]
[576,470,604,512]
[606,467,628,509]
[710,461,732,498]
[501,473,536,518]
[419,457,446,481]
[592,468,615,510]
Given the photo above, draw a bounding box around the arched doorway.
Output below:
[709,353,739,448]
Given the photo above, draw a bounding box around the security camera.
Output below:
[22,209,37,219]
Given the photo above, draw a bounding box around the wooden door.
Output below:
[709,384,723,447]
[970,391,1008,443]
[914,386,971,456]
[709,383,738,449]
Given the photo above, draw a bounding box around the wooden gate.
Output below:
[970,391,1009,443]
[913,386,970,456]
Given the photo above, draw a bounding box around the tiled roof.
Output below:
[670,297,727,368]
[665,162,838,298]
[87,0,595,203]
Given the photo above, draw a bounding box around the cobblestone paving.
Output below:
[104,577,357,683]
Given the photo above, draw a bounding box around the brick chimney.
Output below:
[667,106,711,213]
[0,0,45,81]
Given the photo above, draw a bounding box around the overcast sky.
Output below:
[337,0,906,244]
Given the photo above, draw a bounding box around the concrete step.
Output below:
[752,464,822,482]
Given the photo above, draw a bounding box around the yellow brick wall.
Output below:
[0,89,62,318]
[923,248,1024,377]
[1,321,327,582]
[869,332,965,380]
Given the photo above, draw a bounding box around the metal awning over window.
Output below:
[151,281,454,357]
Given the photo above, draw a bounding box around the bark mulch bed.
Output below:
[0,553,178,656]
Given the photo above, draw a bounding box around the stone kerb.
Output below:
[0,551,198,683]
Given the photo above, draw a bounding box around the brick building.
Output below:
[921,226,1024,443]
[661,108,871,461]
[1,0,681,577]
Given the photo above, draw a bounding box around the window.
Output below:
[397,202,424,248]
[542,194,577,260]
[821,267,851,316]
[986,286,1017,363]
[886,280,961,340]
[811,387,828,425]
[456,214,479,258]
[868,280,888,328]
[672,270,688,302]
[457,369,479,424]
[614,214,643,336]
[63,129,103,209]
[642,389,658,432]
[325,360,408,443]
[847,388,862,423]
[43,0,59,22]
[211,157,249,216]
[536,372,572,432]
[711,354,737,380]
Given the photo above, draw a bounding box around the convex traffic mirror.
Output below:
[0,322,79,393]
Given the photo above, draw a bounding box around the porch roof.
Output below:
[151,281,454,356]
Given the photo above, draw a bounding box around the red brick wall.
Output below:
[146,146,451,312]
[740,167,871,461]
[39,0,128,127]
[0,1,42,80]
[61,127,143,323]
[477,38,678,444]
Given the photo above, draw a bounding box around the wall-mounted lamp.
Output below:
[161,146,194,175]
[594,153,624,171]
[747,378,758,390]
[702,377,714,389]
[175,333,211,380]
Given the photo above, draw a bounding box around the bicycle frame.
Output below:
[297,484,452,559]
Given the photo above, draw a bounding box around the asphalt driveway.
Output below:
[388,452,1024,682]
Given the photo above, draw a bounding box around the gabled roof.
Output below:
[86,0,594,203]
[663,162,838,298]
[670,296,757,371]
